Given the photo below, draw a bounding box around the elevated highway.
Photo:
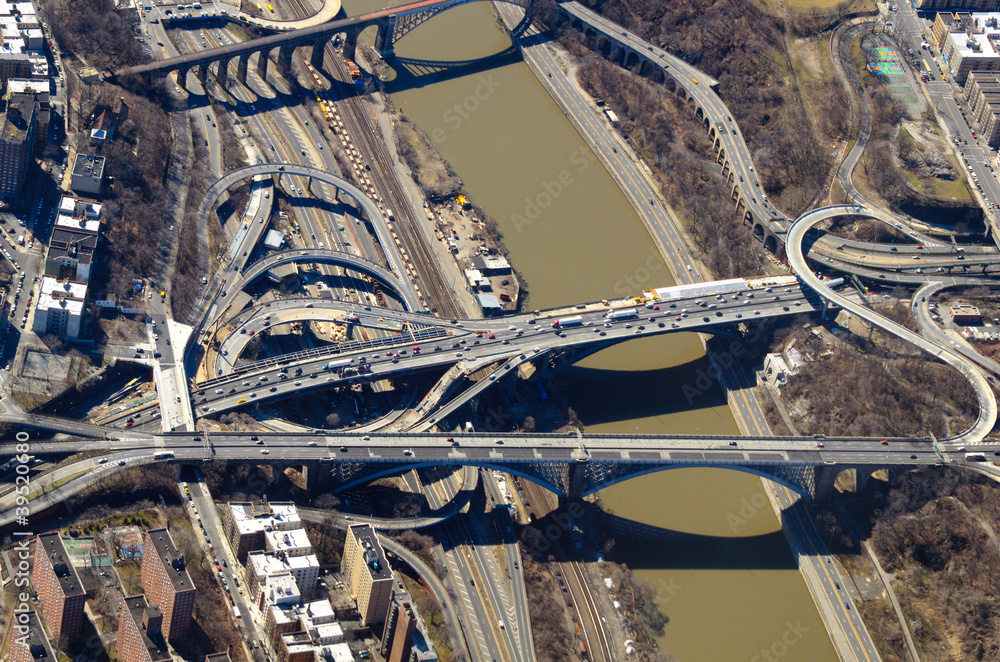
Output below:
[5,430,999,502]
[231,247,418,310]
[136,279,826,425]
[787,205,997,444]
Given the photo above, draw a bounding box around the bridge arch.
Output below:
[576,462,814,500]
[387,0,534,50]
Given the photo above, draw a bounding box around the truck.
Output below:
[17,235,24,246]
[345,61,361,80]
[233,606,241,619]
[154,451,175,460]
[606,308,638,321]
[551,316,583,328]
[323,359,352,372]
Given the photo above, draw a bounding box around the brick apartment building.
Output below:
[140,529,196,641]
[9,611,56,662]
[116,596,171,662]
[32,532,86,645]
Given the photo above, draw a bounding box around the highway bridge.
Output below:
[6,430,998,501]
[117,278,826,428]
[114,0,532,87]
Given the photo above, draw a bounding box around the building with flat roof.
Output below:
[381,592,438,662]
[10,611,56,662]
[951,304,983,324]
[222,501,302,562]
[70,153,105,195]
[342,525,393,634]
[32,532,86,645]
[265,528,313,558]
[141,528,196,641]
[116,596,171,662]
[33,277,87,339]
[0,92,35,197]
[55,194,102,233]
[205,654,233,662]
[45,227,97,283]
[934,12,1000,82]
[0,53,30,87]
[964,71,1000,146]
[248,550,320,601]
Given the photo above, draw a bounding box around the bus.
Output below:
[154,451,176,460]
[966,452,987,462]
[267,3,274,10]
[256,2,262,9]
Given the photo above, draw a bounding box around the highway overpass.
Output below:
[4,430,997,501]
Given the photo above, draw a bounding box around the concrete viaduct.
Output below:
[115,0,532,90]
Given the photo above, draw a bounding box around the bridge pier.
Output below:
[311,37,329,70]
[343,28,359,61]
[216,58,229,87]
[814,465,841,502]
[278,45,295,77]
[257,49,269,82]
[177,66,190,92]
[301,461,322,493]
[237,54,250,86]
[566,461,587,499]
[374,17,396,59]
[196,63,208,91]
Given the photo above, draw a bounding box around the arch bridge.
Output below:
[114,0,534,89]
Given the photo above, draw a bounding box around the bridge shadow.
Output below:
[518,502,799,571]
[383,47,524,93]
[559,355,732,426]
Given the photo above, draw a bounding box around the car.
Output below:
[488,334,495,339]
[880,439,889,445]
[403,449,413,456]
[340,446,348,452]
[98,458,108,464]
[816,442,824,447]
[910,454,918,459]
[260,449,270,455]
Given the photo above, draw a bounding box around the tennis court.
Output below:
[63,538,112,567]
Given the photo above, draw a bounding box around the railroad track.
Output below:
[316,47,465,319]
[520,479,616,662]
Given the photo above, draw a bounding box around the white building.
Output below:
[33,277,87,338]
[265,528,314,558]
[247,550,320,599]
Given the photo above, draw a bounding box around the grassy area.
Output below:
[896,123,973,203]
[116,561,144,596]
[27,469,90,500]
[786,0,872,12]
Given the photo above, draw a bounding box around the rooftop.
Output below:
[122,596,170,662]
[146,529,195,592]
[348,525,392,582]
[39,276,87,300]
[12,611,55,662]
[72,153,105,180]
[248,550,319,576]
[320,643,355,662]
[229,501,301,535]
[205,654,233,662]
[48,228,97,265]
[265,528,313,554]
[2,93,35,144]
[37,532,85,597]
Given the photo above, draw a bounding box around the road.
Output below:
[787,205,997,445]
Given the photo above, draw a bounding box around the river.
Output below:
[339,1,839,659]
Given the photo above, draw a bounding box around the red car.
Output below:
[916,245,924,249]
[488,334,495,339]
[125,420,134,428]
[880,439,889,445]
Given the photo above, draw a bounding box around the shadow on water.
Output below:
[383,47,523,93]
[559,354,730,426]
